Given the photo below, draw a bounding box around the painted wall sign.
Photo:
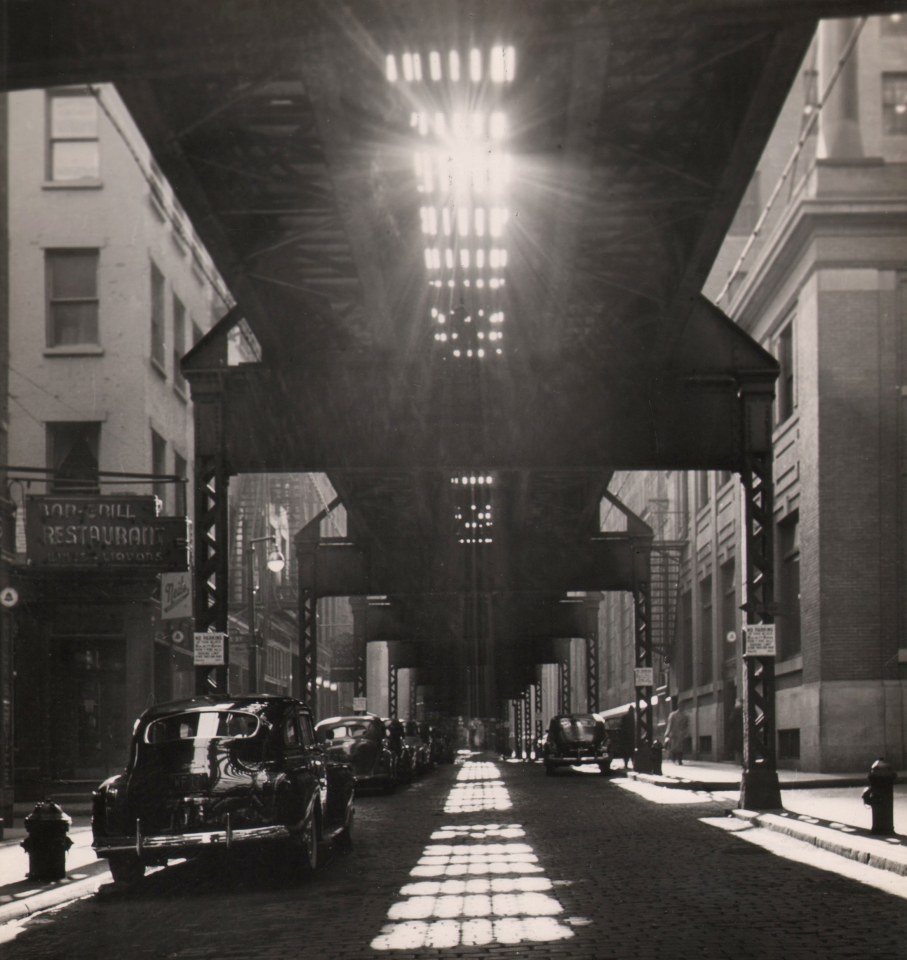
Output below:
[26,496,189,568]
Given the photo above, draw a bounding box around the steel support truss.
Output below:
[522,686,532,759]
[193,451,230,695]
[534,676,543,752]
[559,651,571,714]
[632,565,656,773]
[739,448,782,810]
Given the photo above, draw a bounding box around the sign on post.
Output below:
[634,666,654,687]
[744,624,776,657]
[194,631,226,666]
[352,696,368,712]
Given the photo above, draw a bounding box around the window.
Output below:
[776,321,795,424]
[47,90,99,182]
[46,249,99,346]
[47,422,100,493]
[882,73,907,136]
[721,560,737,656]
[696,472,709,509]
[173,295,186,393]
[777,514,801,659]
[174,452,188,514]
[728,173,760,236]
[699,576,713,684]
[778,728,800,761]
[151,261,166,371]
[679,590,693,691]
[151,429,167,506]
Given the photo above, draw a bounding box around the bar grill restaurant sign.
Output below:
[26,496,188,569]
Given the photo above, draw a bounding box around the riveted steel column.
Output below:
[388,650,399,720]
[299,588,317,708]
[351,596,367,699]
[585,593,601,712]
[522,686,532,759]
[191,374,230,695]
[559,645,571,714]
[534,676,543,752]
[740,450,782,809]
[633,541,655,773]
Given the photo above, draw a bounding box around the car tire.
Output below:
[108,853,145,884]
[296,812,319,874]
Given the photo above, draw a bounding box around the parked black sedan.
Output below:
[92,695,354,883]
[542,713,615,775]
[316,714,398,794]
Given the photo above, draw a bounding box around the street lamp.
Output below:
[246,535,286,692]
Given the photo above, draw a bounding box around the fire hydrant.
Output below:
[21,801,73,881]
[862,758,897,835]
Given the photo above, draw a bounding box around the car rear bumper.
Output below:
[545,755,611,766]
[94,819,292,858]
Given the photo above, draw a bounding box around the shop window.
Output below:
[882,73,907,136]
[778,728,800,760]
[151,260,166,372]
[775,319,795,424]
[698,735,712,755]
[777,514,801,659]
[47,89,99,183]
[47,421,100,493]
[46,249,99,346]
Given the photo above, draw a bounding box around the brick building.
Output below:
[598,15,907,772]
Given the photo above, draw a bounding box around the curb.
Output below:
[730,809,907,877]
[0,861,111,925]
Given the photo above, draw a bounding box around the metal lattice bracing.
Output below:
[559,655,571,715]
[522,687,532,760]
[740,449,782,809]
[388,657,399,720]
[299,588,317,709]
[193,452,230,695]
[351,597,367,700]
[534,679,543,752]
[633,574,656,774]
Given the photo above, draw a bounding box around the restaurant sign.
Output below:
[26,496,189,569]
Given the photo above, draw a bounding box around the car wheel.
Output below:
[108,853,145,884]
[298,813,319,874]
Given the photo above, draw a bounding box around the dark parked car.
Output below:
[316,714,397,794]
[92,695,354,883]
[542,713,614,775]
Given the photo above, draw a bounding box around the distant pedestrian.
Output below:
[664,699,690,765]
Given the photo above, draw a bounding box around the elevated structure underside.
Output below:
[5,0,896,712]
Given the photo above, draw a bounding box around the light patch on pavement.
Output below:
[614,778,721,805]
[371,761,580,951]
[701,817,907,901]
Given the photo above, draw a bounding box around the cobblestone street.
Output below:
[1,759,905,960]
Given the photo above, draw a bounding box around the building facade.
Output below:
[598,15,907,772]
[3,84,227,798]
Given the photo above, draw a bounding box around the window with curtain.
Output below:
[151,261,166,371]
[47,422,101,493]
[46,249,99,346]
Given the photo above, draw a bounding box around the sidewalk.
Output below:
[629,758,907,878]
[0,806,109,926]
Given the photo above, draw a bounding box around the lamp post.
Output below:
[246,535,286,692]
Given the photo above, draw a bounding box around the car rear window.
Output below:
[556,717,602,742]
[145,710,260,743]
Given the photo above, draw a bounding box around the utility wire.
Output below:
[715,18,866,306]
